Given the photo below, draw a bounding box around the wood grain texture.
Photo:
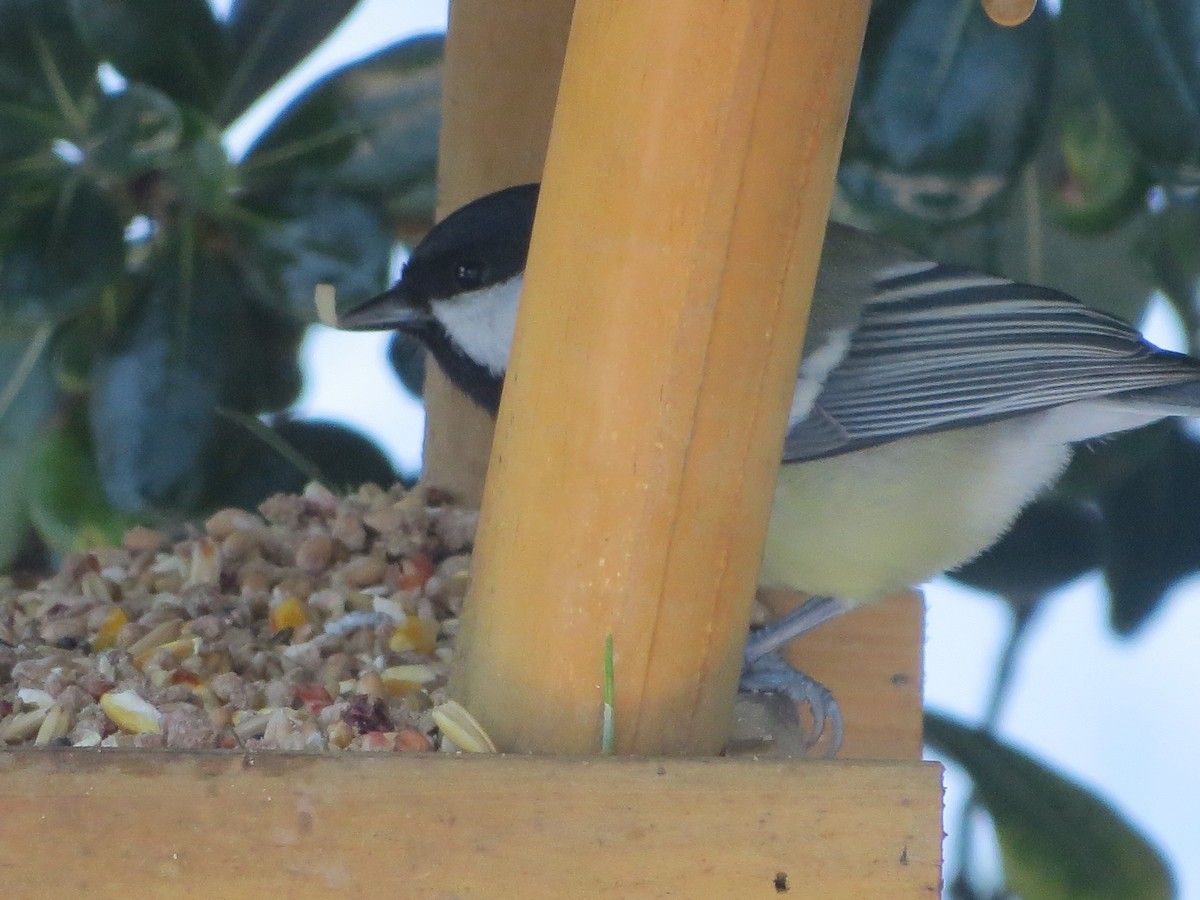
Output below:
[0,750,942,898]
[421,0,576,505]
[760,590,925,760]
[451,0,872,755]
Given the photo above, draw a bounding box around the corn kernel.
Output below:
[388,615,438,655]
[270,596,309,633]
[129,619,184,667]
[1,709,48,743]
[381,664,438,696]
[100,690,163,734]
[34,705,72,745]
[92,607,128,651]
[156,637,201,661]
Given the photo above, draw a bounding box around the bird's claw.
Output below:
[740,649,845,757]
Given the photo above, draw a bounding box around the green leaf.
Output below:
[1144,198,1200,343]
[0,155,66,228]
[164,121,235,217]
[241,34,442,228]
[250,192,392,318]
[1096,423,1200,635]
[0,0,96,148]
[840,0,1053,224]
[1035,422,1200,638]
[82,83,183,176]
[219,0,360,124]
[873,183,1158,327]
[86,228,310,513]
[926,712,1174,899]
[949,497,1107,614]
[69,0,227,112]
[387,332,425,400]
[49,312,101,394]
[87,239,232,512]
[222,300,305,414]
[0,329,58,567]
[1073,0,1200,186]
[1055,421,1174,502]
[200,416,396,510]
[0,182,123,332]
[28,407,126,553]
[272,418,394,492]
[1044,3,1152,233]
[1051,423,1197,637]
[601,634,615,754]
[0,104,59,172]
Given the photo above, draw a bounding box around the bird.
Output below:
[339,182,1200,753]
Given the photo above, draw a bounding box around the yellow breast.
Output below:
[760,417,1074,604]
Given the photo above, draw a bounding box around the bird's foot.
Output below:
[739,649,844,757]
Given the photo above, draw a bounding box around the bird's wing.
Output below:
[783,263,1200,462]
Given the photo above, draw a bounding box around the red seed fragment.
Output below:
[360,730,394,751]
[294,684,333,716]
[395,727,433,752]
[396,553,435,590]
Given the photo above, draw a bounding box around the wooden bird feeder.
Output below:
[0,0,1044,893]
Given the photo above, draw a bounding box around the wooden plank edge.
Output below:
[0,750,943,898]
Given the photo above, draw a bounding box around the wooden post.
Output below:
[421,0,576,506]
[450,2,872,754]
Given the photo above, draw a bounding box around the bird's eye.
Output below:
[454,262,484,290]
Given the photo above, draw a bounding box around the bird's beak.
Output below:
[337,283,430,332]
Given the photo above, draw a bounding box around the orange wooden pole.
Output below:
[450,1,871,754]
[421,0,575,505]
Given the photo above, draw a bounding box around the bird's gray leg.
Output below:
[740,595,849,756]
[742,594,846,661]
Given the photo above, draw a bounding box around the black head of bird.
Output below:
[339,183,540,413]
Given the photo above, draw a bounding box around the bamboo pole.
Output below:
[421,0,575,505]
[450,1,872,754]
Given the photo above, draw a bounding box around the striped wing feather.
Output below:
[784,265,1200,462]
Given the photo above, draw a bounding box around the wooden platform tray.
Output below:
[0,750,941,898]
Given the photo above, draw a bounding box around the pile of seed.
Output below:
[0,482,479,753]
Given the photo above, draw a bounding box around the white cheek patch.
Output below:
[431,276,524,376]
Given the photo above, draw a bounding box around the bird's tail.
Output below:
[1111,379,1200,417]
[1048,378,1200,445]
